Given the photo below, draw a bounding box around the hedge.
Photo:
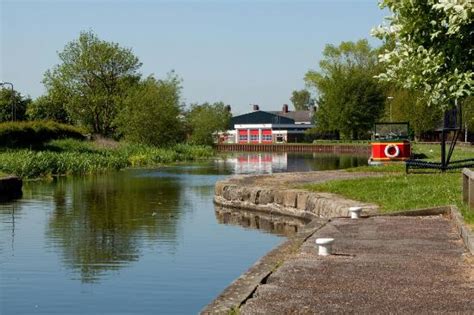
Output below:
[0,121,85,148]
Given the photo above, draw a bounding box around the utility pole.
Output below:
[0,81,15,121]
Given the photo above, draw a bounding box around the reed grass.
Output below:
[0,139,214,179]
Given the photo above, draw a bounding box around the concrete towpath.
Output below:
[240,215,474,314]
[222,170,381,188]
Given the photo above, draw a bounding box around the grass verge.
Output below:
[305,173,474,226]
[306,143,474,226]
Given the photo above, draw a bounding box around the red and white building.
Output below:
[222,104,314,143]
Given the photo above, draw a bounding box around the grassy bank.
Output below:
[0,139,214,179]
[346,143,473,173]
[306,143,474,226]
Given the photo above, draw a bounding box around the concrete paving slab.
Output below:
[240,216,473,314]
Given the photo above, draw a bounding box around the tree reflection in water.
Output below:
[45,171,183,283]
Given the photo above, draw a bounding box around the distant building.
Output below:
[220,104,314,143]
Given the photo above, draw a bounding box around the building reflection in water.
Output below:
[215,152,368,175]
[217,153,287,174]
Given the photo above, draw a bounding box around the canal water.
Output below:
[0,153,367,314]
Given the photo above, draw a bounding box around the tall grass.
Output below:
[0,139,214,178]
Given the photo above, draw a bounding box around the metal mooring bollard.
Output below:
[315,238,335,256]
[349,206,362,219]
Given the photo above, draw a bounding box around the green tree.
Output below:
[27,95,70,123]
[305,40,385,139]
[115,75,184,146]
[0,87,31,122]
[385,89,442,140]
[43,30,142,135]
[372,0,473,109]
[186,102,232,145]
[290,89,312,111]
[461,97,474,141]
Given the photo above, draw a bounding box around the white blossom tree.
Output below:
[372,0,473,110]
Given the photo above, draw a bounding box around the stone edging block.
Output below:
[214,179,379,220]
[201,218,329,314]
[449,205,474,255]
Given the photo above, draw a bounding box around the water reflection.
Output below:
[1,153,369,314]
[1,153,367,284]
[0,203,18,258]
[43,172,184,283]
[214,206,309,237]
[215,152,367,174]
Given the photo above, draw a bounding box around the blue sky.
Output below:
[1,0,387,114]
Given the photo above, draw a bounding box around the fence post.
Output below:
[462,168,474,210]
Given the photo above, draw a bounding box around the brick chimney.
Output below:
[282,104,289,113]
[253,104,260,111]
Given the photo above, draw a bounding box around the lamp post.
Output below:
[387,96,394,122]
[0,81,15,121]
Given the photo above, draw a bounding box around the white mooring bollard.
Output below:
[315,238,335,256]
[349,206,362,219]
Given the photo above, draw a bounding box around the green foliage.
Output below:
[385,89,442,139]
[0,150,127,179]
[42,30,142,135]
[27,94,70,123]
[305,40,385,140]
[186,101,232,145]
[0,87,31,122]
[0,139,214,178]
[461,96,474,133]
[373,1,473,109]
[290,89,313,111]
[116,75,184,146]
[45,138,98,153]
[0,121,85,148]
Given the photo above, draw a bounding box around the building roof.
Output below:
[231,111,295,127]
[268,110,313,123]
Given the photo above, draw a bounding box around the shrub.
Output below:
[0,121,85,148]
[44,138,97,153]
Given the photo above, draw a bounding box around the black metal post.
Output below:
[441,128,446,171]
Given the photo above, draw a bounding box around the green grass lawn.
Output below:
[411,142,474,161]
[305,173,474,226]
[306,143,474,226]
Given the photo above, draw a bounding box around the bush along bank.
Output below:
[0,121,85,148]
[0,139,214,179]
